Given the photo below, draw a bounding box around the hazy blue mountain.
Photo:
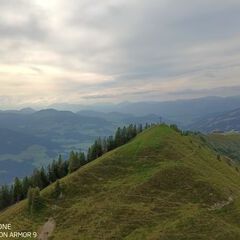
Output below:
[0,109,111,136]
[19,107,36,114]
[0,160,34,184]
[0,128,57,155]
[49,102,114,113]
[52,95,240,125]
[77,110,162,125]
[0,108,36,115]
[106,96,240,124]
[0,128,59,184]
[188,108,240,133]
[77,110,131,120]
[49,103,87,112]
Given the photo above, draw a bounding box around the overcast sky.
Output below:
[1,0,240,109]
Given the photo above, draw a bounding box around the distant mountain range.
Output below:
[50,95,240,125]
[0,107,36,114]
[189,108,240,132]
[77,110,163,125]
[1,95,240,183]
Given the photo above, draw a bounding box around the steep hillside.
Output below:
[189,108,240,132]
[1,125,240,239]
[206,133,240,162]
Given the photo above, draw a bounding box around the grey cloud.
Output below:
[0,0,240,107]
[57,0,240,85]
[0,19,47,41]
[168,85,240,97]
[82,94,114,100]
[0,0,48,41]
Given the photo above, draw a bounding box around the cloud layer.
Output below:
[1,0,240,108]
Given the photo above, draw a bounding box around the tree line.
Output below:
[0,123,152,212]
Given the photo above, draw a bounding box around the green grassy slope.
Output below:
[206,133,240,162]
[1,125,240,240]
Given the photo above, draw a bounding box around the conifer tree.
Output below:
[122,126,127,144]
[137,124,143,133]
[107,136,115,151]
[95,138,103,158]
[53,180,62,199]
[31,168,48,190]
[102,137,108,153]
[22,176,31,198]
[40,167,49,189]
[87,147,92,162]
[115,127,122,146]
[79,152,86,166]
[28,187,42,214]
[57,154,67,178]
[68,151,81,173]
[27,187,33,211]
[48,161,57,183]
[13,177,23,202]
[0,185,12,209]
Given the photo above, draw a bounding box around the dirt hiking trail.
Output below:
[38,218,56,240]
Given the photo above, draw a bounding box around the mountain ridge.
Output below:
[49,95,240,124]
[189,107,240,132]
[1,125,240,239]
